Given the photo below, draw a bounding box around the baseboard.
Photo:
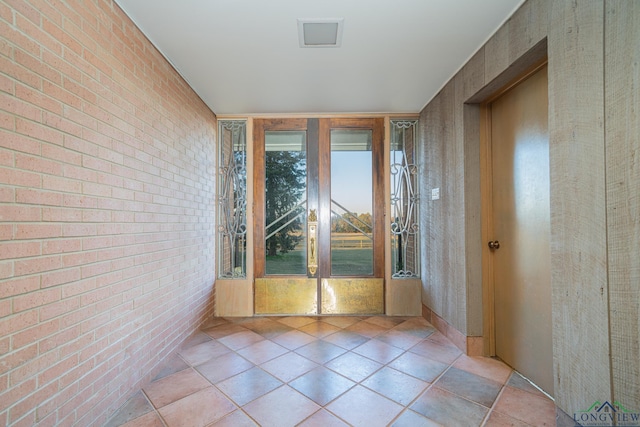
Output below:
[422,304,484,356]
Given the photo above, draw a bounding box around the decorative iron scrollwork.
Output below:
[218,120,247,278]
[390,120,420,278]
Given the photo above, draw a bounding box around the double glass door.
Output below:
[253,118,384,315]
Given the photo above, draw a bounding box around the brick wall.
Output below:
[0,1,217,425]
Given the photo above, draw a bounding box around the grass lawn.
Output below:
[266,248,373,276]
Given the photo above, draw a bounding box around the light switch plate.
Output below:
[431,188,440,200]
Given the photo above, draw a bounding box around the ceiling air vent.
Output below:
[298,18,344,48]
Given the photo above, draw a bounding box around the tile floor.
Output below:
[106,316,557,427]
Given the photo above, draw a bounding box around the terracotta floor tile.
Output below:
[217,330,264,351]
[362,366,429,406]
[158,387,236,427]
[180,332,212,350]
[298,321,342,338]
[409,339,463,364]
[259,351,318,382]
[364,315,405,329]
[391,409,444,427]
[433,366,502,407]
[151,355,189,381]
[388,348,449,382]
[178,340,230,366]
[195,352,254,384]
[108,316,553,427]
[320,316,363,329]
[393,319,437,339]
[119,411,165,427]
[271,329,317,350]
[452,354,513,385]
[493,386,556,426]
[143,368,210,408]
[105,391,153,427]
[322,330,369,350]
[289,366,355,405]
[345,320,388,338]
[410,386,489,427]
[276,316,317,328]
[352,338,404,364]
[295,340,346,364]
[325,351,383,382]
[297,409,350,426]
[215,366,282,406]
[203,323,249,339]
[241,318,293,339]
[484,410,533,427]
[326,385,404,426]
[507,371,550,398]
[236,339,288,365]
[242,385,321,427]
[207,409,258,426]
[375,329,423,350]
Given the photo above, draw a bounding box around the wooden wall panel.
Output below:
[508,0,549,65]
[419,0,640,417]
[605,0,640,409]
[421,81,467,333]
[461,52,485,335]
[548,0,610,411]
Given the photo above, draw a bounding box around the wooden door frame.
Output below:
[253,117,385,314]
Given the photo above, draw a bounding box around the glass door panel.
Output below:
[330,129,373,276]
[254,118,384,315]
[264,131,307,275]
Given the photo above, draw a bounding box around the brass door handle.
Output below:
[308,209,318,276]
[488,240,500,250]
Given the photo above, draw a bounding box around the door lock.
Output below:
[488,240,500,250]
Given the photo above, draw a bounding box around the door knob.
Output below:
[488,240,500,250]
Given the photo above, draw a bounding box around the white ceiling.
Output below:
[114,0,524,115]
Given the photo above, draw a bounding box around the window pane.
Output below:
[264,131,307,275]
[218,120,247,278]
[390,120,420,278]
[330,129,373,276]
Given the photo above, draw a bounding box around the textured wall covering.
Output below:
[420,0,639,416]
[0,1,217,425]
[605,0,640,411]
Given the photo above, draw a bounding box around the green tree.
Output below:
[265,150,306,256]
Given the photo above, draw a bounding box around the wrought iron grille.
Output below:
[390,120,420,278]
[217,120,247,278]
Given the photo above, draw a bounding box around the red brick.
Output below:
[14,48,62,86]
[16,188,63,206]
[41,267,81,289]
[14,83,63,117]
[0,378,36,412]
[14,254,62,276]
[12,318,59,348]
[10,380,58,424]
[42,110,83,138]
[0,166,42,188]
[62,223,97,238]
[0,276,40,299]
[0,241,41,260]
[42,175,82,193]
[41,143,81,165]
[14,288,61,313]
[0,129,41,156]
[0,205,42,222]
[15,223,62,240]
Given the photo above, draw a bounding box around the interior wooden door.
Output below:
[490,65,554,395]
[253,118,384,315]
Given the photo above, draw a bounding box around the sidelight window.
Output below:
[217,120,247,278]
[390,120,420,278]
